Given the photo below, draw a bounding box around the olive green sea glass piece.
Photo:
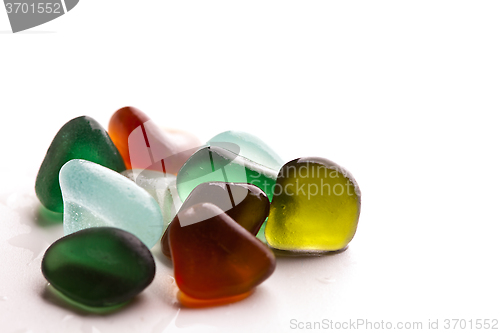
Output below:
[176,146,278,202]
[35,116,126,212]
[161,182,270,259]
[208,131,284,172]
[265,157,361,252]
[41,227,155,307]
[180,182,270,234]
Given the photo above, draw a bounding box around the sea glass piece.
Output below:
[205,132,283,241]
[41,227,155,307]
[176,146,278,202]
[161,182,270,259]
[169,203,276,300]
[121,169,177,229]
[177,290,254,308]
[265,157,361,252]
[60,159,164,249]
[35,116,126,212]
[208,131,284,171]
[108,106,201,174]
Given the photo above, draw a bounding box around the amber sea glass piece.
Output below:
[161,182,270,259]
[108,106,201,174]
[169,203,275,300]
[177,290,253,308]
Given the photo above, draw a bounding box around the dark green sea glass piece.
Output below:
[176,146,278,202]
[35,116,126,212]
[41,227,155,307]
[161,182,270,259]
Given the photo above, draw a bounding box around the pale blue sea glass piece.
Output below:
[60,159,164,248]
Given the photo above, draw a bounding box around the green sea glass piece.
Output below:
[265,157,361,252]
[121,169,177,229]
[35,116,126,212]
[60,159,164,248]
[41,227,155,307]
[176,146,278,202]
[208,131,284,171]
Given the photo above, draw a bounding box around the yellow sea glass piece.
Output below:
[265,157,361,252]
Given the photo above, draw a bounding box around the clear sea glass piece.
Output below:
[121,169,178,228]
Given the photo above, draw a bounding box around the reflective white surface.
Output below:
[1,1,500,332]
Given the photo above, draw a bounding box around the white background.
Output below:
[1,1,499,332]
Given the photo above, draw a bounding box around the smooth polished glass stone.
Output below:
[45,285,129,314]
[265,157,361,252]
[177,290,253,308]
[35,116,126,212]
[169,203,276,300]
[161,182,270,259]
[176,146,278,202]
[41,227,155,307]
[108,106,201,174]
[121,169,177,230]
[208,131,284,171]
[60,159,164,249]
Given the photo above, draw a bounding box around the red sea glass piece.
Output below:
[108,106,201,174]
[169,203,275,300]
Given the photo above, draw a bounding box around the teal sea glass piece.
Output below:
[35,116,126,213]
[176,146,278,202]
[42,227,155,307]
[60,159,164,248]
[121,169,177,229]
[208,131,284,171]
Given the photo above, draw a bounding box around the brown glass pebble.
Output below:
[169,203,275,300]
[161,182,270,259]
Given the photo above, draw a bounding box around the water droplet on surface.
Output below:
[0,296,8,301]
